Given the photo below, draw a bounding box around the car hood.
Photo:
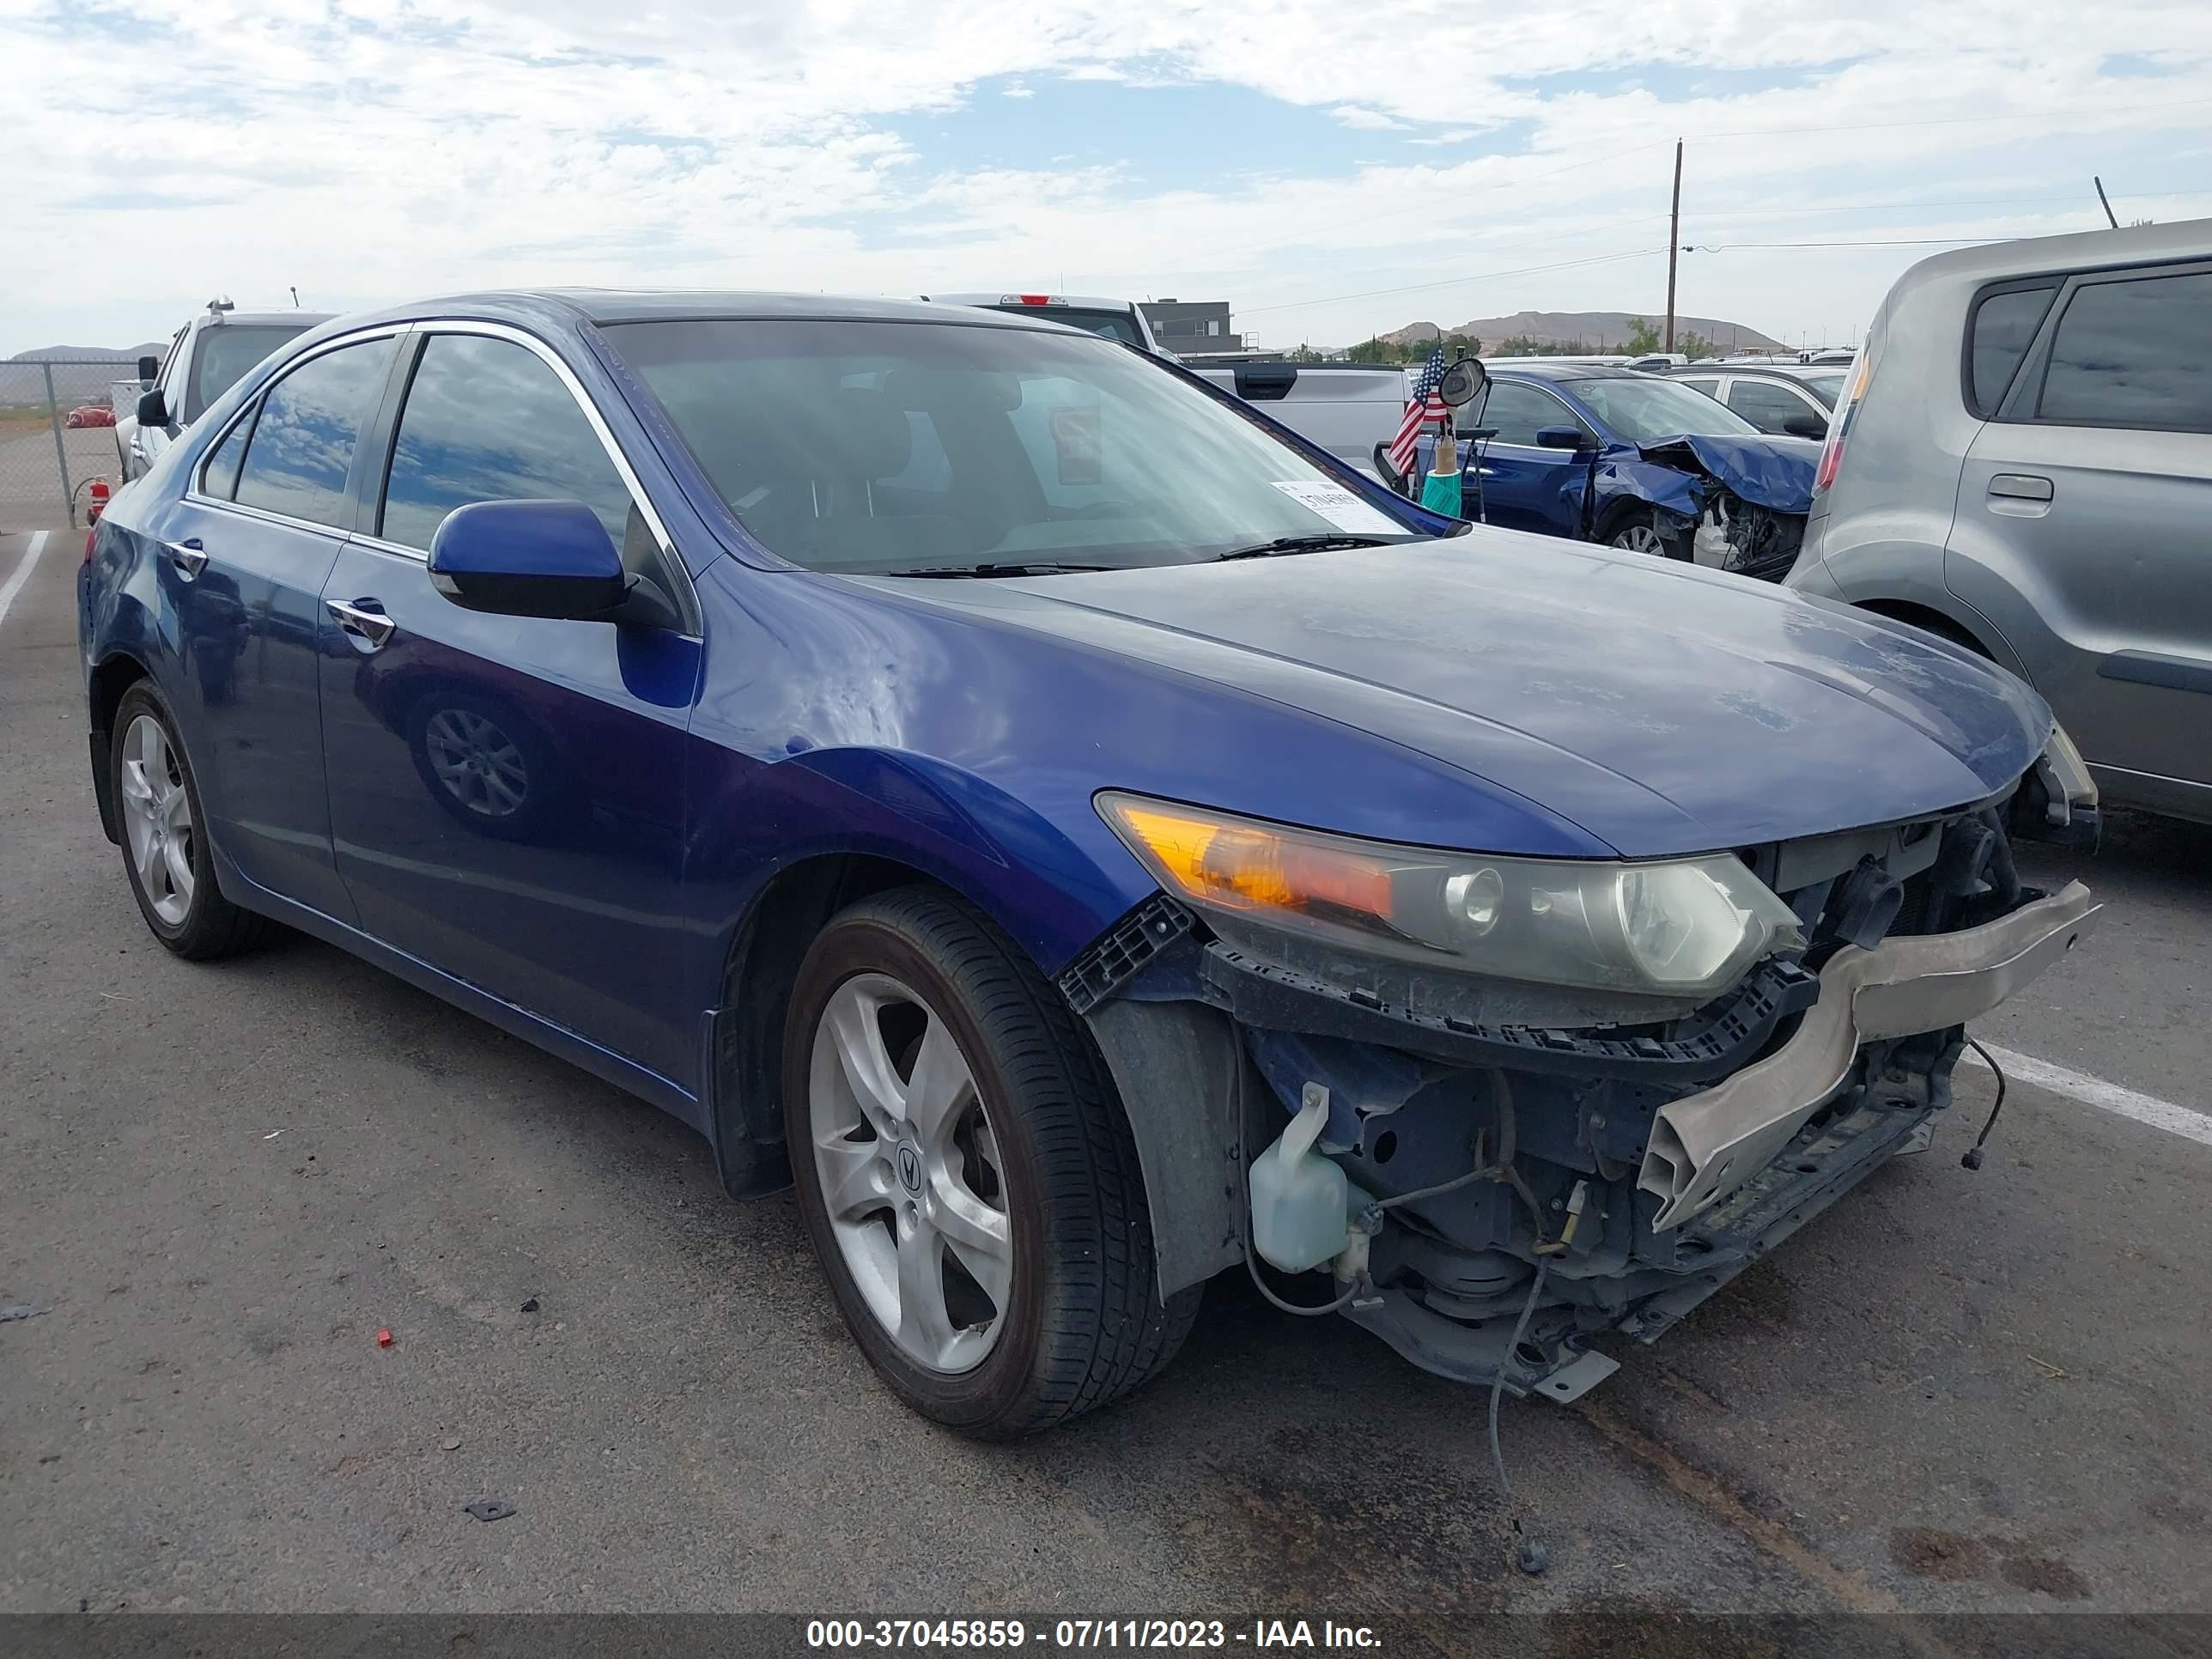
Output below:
[882,536,2049,857]
[1633,433,1820,514]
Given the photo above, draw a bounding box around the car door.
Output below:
[1947,262,2212,804]
[1468,380,1594,535]
[317,324,703,1081]
[1724,376,1826,437]
[149,331,398,921]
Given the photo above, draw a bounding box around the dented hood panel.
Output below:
[1632,433,1820,514]
[902,537,2051,857]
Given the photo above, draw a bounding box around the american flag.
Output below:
[1387,347,1449,479]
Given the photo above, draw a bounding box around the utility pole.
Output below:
[1663,138,1683,352]
[2094,176,2119,229]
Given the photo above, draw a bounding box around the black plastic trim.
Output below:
[1056,895,1196,1014]
[1194,943,1821,1082]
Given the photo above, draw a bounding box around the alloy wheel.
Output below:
[1612,522,1665,554]
[807,973,1012,1374]
[118,714,195,926]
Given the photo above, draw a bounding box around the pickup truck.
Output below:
[1181,355,1410,477]
[115,298,331,481]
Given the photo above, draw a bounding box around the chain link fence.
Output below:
[0,358,141,532]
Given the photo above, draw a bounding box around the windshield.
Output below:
[1568,374,1763,443]
[608,319,1427,574]
[186,324,313,422]
[983,305,1144,347]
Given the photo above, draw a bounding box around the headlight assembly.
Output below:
[1097,793,1803,1001]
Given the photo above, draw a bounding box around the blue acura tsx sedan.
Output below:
[80,292,2101,1438]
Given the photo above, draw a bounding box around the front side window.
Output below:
[608,319,1429,574]
[199,410,252,500]
[2036,270,2212,433]
[232,337,395,529]
[1477,381,1586,447]
[1967,284,2057,416]
[1724,380,1819,434]
[380,333,635,553]
[185,324,316,424]
[1568,375,1760,444]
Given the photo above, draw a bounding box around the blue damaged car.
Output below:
[79,292,2101,1439]
[1413,362,1822,580]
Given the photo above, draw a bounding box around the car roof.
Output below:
[924,293,1139,313]
[205,312,334,328]
[1486,362,1643,383]
[336,289,1070,334]
[1893,216,2212,295]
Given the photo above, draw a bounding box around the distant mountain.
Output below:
[9,343,165,363]
[1376,310,1785,353]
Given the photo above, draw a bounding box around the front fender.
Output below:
[1595,456,1705,523]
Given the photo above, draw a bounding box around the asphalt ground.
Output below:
[3,524,2209,1644]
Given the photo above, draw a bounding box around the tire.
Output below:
[110,684,276,960]
[783,886,1199,1438]
[1605,506,1680,557]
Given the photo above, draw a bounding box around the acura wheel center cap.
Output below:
[895,1142,923,1193]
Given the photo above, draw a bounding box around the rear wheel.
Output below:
[783,887,1197,1438]
[111,684,276,959]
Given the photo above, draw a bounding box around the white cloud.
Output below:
[1329,106,1407,131]
[1,0,2209,352]
[1002,82,1036,98]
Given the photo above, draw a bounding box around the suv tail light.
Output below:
[1814,325,1879,496]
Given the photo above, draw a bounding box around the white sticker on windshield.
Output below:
[1268,481,1403,536]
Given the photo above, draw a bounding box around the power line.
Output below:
[1685,237,2001,252]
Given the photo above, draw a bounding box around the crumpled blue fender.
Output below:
[1633,434,1819,514]
[1595,453,1707,524]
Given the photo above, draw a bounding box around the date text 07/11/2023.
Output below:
[805,1618,1383,1650]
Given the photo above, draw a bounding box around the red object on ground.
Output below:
[64,405,116,428]
[376,1328,393,1347]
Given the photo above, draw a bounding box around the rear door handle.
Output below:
[326,598,396,650]
[161,538,207,580]
[1988,473,2054,501]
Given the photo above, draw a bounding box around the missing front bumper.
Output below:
[1638,881,2100,1231]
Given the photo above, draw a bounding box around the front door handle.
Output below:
[326,598,397,651]
[1988,473,2054,501]
[162,538,207,580]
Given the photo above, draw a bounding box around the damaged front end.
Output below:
[1069,763,2099,1405]
[1606,434,1819,582]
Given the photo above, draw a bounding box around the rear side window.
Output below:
[2035,270,2212,433]
[1967,284,2057,416]
[1674,377,1720,397]
[380,333,635,552]
[233,338,395,528]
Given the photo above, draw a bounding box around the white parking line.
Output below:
[0,531,50,634]
[1967,1041,2212,1148]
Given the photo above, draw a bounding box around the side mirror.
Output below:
[137,389,169,428]
[137,356,161,385]
[1535,425,1588,452]
[1437,356,1486,408]
[1783,413,1828,440]
[428,500,630,623]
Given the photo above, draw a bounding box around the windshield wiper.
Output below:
[1212,534,1401,562]
[879,562,1115,579]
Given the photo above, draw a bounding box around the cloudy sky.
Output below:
[3,0,2208,356]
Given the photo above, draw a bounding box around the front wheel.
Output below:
[1606,507,1680,557]
[783,887,1197,1438]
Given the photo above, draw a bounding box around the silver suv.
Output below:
[1788,219,2212,823]
[116,299,331,481]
